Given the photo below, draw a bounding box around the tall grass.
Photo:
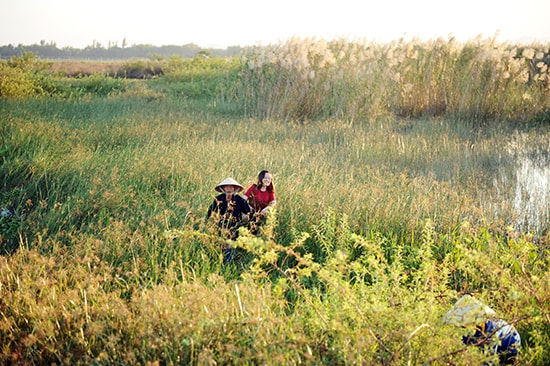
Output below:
[4,97,540,242]
[1,37,549,364]
[234,37,550,122]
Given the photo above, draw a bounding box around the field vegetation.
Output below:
[1,37,550,365]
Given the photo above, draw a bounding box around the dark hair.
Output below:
[256,170,274,192]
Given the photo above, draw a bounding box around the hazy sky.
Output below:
[1,0,549,48]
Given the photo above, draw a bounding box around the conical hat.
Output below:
[215,177,243,192]
[443,295,497,326]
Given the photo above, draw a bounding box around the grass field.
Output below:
[1,38,550,365]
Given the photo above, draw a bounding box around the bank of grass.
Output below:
[1,36,550,364]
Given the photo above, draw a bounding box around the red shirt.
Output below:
[245,185,275,211]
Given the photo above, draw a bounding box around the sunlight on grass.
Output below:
[1,37,549,364]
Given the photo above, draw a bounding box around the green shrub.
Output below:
[116,59,164,79]
[0,63,42,98]
[64,74,128,97]
[0,52,54,98]
[157,55,240,98]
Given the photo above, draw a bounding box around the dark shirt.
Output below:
[207,193,251,228]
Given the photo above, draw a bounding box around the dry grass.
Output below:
[235,37,550,122]
[47,60,126,77]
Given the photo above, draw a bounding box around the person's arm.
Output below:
[237,195,251,221]
[243,186,256,212]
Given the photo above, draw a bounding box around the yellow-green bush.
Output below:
[0,63,42,98]
[1,217,548,364]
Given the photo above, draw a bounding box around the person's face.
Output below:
[261,173,272,187]
[223,185,236,194]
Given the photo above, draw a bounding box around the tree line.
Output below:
[0,40,244,60]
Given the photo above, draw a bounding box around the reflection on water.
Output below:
[502,130,550,236]
[513,154,550,235]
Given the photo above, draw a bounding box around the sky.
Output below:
[1,0,550,49]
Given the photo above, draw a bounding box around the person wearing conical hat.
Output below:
[444,295,521,365]
[207,178,251,263]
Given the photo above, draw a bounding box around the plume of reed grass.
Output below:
[232,37,550,124]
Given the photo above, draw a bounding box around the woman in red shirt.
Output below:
[244,170,276,233]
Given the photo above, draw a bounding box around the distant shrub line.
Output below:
[2,37,549,124]
[0,41,241,60]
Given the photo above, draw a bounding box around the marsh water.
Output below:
[512,153,550,235]
[496,132,550,237]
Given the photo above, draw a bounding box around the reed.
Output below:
[234,37,550,123]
